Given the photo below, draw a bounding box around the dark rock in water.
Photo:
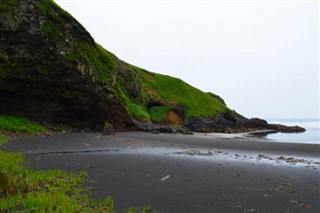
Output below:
[185,114,305,134]
[268,124,306,133]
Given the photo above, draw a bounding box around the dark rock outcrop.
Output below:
[185,115,306,133]
[0,0,131,129]
[131,120,155,132]
[238,118,269,128]
[0,0,305,134]
[268,124,306,133]
[185,117,218,133]
[132,119,193,134]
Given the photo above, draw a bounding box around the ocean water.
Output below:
[265,119,320,144]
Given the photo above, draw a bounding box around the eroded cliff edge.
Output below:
[0,0,305,133]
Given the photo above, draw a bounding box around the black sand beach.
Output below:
[4,132,320,213]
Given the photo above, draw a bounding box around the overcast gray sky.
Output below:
[55,0,319,120]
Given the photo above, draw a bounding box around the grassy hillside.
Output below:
[124,66,229,123]
[34,0,230,124]
[141,71,228,118]
[0,0,234,129]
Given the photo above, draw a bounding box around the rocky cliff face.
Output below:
[0,0,305,133]
[0,0,132,129]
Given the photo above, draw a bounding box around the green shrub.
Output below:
[0,171,9,194]
[127,103,150,121]
[0,115,47,134]
[149,106,169,122]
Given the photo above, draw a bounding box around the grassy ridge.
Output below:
[140,71,228,118]
[124,65,229,122]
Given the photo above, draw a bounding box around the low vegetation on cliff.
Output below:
[0,115,47,134]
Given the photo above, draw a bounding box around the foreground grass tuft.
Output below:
[0,150,155,212]
[0,134,6,145]
[0,151,118,212]
[0,115,47,134]
[0,116,156,212]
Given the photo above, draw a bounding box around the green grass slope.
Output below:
[35,0,230,123]
[142,71,228,118]
[127,66,229,122]
[0,0,233,128]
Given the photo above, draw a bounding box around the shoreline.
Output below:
[3,131,320,212]
[6,131,320,157]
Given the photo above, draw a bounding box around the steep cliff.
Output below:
[0,0,305,133]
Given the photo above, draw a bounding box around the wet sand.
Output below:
[4,132,320,213]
